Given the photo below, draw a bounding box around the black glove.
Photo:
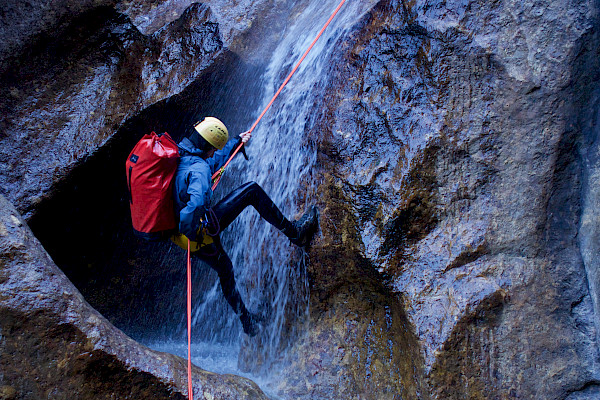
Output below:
[236,135,249,160]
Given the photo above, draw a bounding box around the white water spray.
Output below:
[149,0,378,388]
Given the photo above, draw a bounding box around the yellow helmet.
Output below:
[194,117,229,150]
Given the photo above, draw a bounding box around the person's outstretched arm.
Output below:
[208,131,252,172]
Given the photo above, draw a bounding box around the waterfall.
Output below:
[579,86,600,349]
[151,0,378,384]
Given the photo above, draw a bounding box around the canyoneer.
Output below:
[170,117,319,336]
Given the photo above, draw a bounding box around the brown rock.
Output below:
[2,0,600,398]
[302,0,600,398]
[0,194,268,399]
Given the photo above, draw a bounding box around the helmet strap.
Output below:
[189,132,215,155]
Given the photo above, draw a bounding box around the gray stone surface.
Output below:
[0,194,268,399]
[0,1,221,218]
[300,0,600,398]
[0,0,281,219]
[2,0,600,398]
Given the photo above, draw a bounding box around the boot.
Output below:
[240,310,263,337]
[286,205,319,247]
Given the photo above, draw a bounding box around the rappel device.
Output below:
[125,131,180,241]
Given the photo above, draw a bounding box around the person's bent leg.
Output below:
[212,181,291,231]
[212,181,318,246]
[195,241,260,335]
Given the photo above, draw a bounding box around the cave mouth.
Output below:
[27,50,266,343]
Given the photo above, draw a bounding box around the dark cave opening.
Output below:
[27,50,266,340]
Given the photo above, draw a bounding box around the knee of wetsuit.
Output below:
[241,181,259,194]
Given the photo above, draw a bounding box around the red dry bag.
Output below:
[126,132,180,241]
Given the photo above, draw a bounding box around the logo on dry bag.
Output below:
[125,132,180,241]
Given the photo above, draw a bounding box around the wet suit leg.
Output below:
[194,238,247,316]
[192,182,293,335]
[211,181,294,234]
[193,237,259,335]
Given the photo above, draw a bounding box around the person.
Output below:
[170,117,319,336]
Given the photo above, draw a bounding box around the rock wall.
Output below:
[0,0,275,396]
[0,194,268,399]
[0,0,254,218]
[298,0,600,398]
[2,0,600,398]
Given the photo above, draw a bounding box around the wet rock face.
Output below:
[117,0,272,47]
[267,199,429,399]
[0,0,294,337]
[0,194,268,399]
[0,0,223,218]
[0,0,274,396]
[0,0,118,73]
[308,0,600,398]
[2,0,600,399]
[0,0,288,220]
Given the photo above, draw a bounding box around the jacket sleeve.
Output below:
[178,168,212,242]
[207,136,243,173]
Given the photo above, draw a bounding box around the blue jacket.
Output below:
[174,136,239,241]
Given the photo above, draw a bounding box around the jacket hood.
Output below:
[178,137,205,157]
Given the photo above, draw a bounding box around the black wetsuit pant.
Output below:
[192,181,293,317]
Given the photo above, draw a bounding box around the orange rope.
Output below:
[187,239,193,400]
[211,0,347,190]
[194,1,348,392]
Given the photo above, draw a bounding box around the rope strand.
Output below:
[211,0,347,190]
[187,239,193,400]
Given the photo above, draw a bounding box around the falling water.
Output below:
[149,0,378,390]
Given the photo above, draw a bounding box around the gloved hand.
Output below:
[239,130,252,143]
[237,130,251,160]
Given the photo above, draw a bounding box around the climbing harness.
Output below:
[204,208,221,236]
[211,0,348,190]
[171,209,220,254]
